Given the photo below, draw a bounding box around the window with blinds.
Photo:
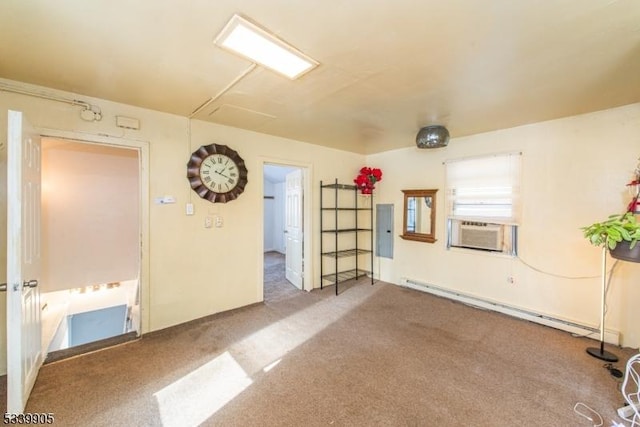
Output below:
[445,152,521,223]
[445,152,521,255]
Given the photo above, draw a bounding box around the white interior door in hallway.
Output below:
[6,109,43,413]
[285,169,303,289]
[263,163,310,293]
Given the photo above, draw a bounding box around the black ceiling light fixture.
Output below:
[416,125,450,149]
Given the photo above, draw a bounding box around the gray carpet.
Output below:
[2,275,636,426]
[263,251,302,303]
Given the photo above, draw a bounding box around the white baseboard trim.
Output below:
[399,277,620,346]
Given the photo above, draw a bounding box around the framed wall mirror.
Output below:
[400,189,437,243]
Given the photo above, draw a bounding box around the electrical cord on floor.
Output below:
[572,330,601,340]
[574,402,604,427]
[580,365,630,427]
[604,363,624,379]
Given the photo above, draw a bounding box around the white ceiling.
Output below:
[1,1,639,154]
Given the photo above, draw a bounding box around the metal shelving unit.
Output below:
[320,179,374,295]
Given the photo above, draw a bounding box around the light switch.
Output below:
[215,216,223,228]
[186,203,194,216]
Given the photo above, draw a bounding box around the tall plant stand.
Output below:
[586,246,619,362]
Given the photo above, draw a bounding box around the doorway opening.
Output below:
[263,163,308,302]
[40,138,142,360]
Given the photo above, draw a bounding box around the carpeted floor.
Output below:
[1,273,636,426]
[263,251,302,303]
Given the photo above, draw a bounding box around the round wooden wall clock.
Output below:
[187,143,248,203]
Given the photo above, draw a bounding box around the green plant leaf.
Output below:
[583,212,640,247]
[608,228,621,241]
[619,227,632,241]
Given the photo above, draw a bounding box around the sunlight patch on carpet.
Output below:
[154,351,252,427]
[154,280,381,424]
[230,282,381,375]
[263,358,281,372]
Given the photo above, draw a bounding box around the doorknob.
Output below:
[23,280,38,289]
[0,283,6,292]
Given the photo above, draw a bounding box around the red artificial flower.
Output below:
[353,166,383,194]
[354,175,369,187]
[371,168,382,181]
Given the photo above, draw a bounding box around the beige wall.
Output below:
[1,78,638,379]
[367,103,640,349]
[0,79,365,375]
[41,141,140,292]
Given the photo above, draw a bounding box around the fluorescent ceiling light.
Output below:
[214,14,319,80]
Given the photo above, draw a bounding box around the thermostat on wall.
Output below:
[154,196,176,205]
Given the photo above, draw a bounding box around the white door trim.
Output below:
[259,158,313,297]
[39,129,150,335]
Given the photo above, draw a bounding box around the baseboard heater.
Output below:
[400,278,620,345]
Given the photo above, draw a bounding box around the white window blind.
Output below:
[445,152,522,224]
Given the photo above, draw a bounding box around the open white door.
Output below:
[285,169,303,289]
[6,110,43,413]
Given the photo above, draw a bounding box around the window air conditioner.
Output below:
[458,222,503,251]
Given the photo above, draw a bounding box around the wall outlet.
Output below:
[215,216,223,228]
[507,276,515,285]
[204,216,213,228]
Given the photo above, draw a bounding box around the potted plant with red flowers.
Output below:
[582,159,640,262]
[581,160,640,362]
[354,167,382,195]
